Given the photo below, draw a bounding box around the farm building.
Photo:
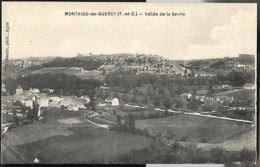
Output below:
[80,95,91,103]
[243,83,255,90]
[41,88,54,93]
[2,83,6,92]
[59,96,86,109]
[78,105,87,110]
[105,97,119,106]
[49,96,64,103]
[25,100,33,109]
[97,103,106,107]
[212,85,222,90]
[100,86,109,90]
[37,97,49,107]
[180,93,192,99]
[29,88,40,94]
[196,90,208,96]
[221,84,233,90]
[16,85,23,95]
[67,106,79,111]
[27,95,37,102]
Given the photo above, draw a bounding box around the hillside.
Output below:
[22,54,189,81]
[177,54,255,77]
[214,89,255,101]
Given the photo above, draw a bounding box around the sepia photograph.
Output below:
[1,2,257,165]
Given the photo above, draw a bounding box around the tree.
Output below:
[3,77,18,95]
[240,148,255,163]
[102,69,106,76]
[187,101,198,111]
[141,96,149,105]
[122,94,129,103]
[203,104,213,112]
[127,114,136,131]
[217,106,224,112]
[27,108,38,120]
[116,115,122,127]
[169,89,175,97]
[159,88,165,95]
[210,147,227,163]
[164,110,169,117]
[131,96,138,104]
[12,109,19,124]
[104,91,110,98]
[114,92,119,98]
[163,98,172,109]
[88,90,96,111]
[97,91,104,99]
[153,100,160,108]
[228,71,247,88]
[176,101,183,108]
[184,68,188,75]
[13,100,22,106]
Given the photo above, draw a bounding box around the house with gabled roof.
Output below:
[105,97,119,106]
[243,83,255,90]
[29,88,40,94]
[16,85,23,95]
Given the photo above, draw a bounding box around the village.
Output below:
[2,76,255,133]
[1,49,256,165]
[1,53,256,164]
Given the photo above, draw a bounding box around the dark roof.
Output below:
[27,95,36,100]
[105,97,114,100]
[17,85,23,89]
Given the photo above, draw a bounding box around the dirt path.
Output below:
[1,137,28,163]
[184,112,253,124]
[85,119,109,129]
[95,116,116,125]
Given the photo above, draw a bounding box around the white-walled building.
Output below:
[38,97,49,107]
[105,97,119,106]
[25,100,33,109]
[244,83,255,90]
[16,85,23,95]
[29,88,40,94]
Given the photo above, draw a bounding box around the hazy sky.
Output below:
[2,2,256,60]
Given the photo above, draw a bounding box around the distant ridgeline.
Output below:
[24,53,189,82]
[28,56,104,71]
[28,53,176,70]
[3,53,255,97]
[179,54,255,72]
[238,54,255,64]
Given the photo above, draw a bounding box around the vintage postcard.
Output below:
[1,2,257,165]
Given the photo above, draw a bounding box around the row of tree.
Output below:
[112,140,255,164]
[3,73,102,96]
[104,69,254,95]
[28,57,104,71]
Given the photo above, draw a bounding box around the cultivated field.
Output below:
[31,67,104,81]
[136,114,253,144]
[75,70,104,80]
[31,67,68,74]
[2,114,153,164]
[5,118,83,146]
[200,128,255,151]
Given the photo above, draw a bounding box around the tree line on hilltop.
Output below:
[3,73,102,96]
[27,57,104,71]
[105,69,254,93]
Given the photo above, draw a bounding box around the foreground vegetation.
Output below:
[111,140,255,164]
